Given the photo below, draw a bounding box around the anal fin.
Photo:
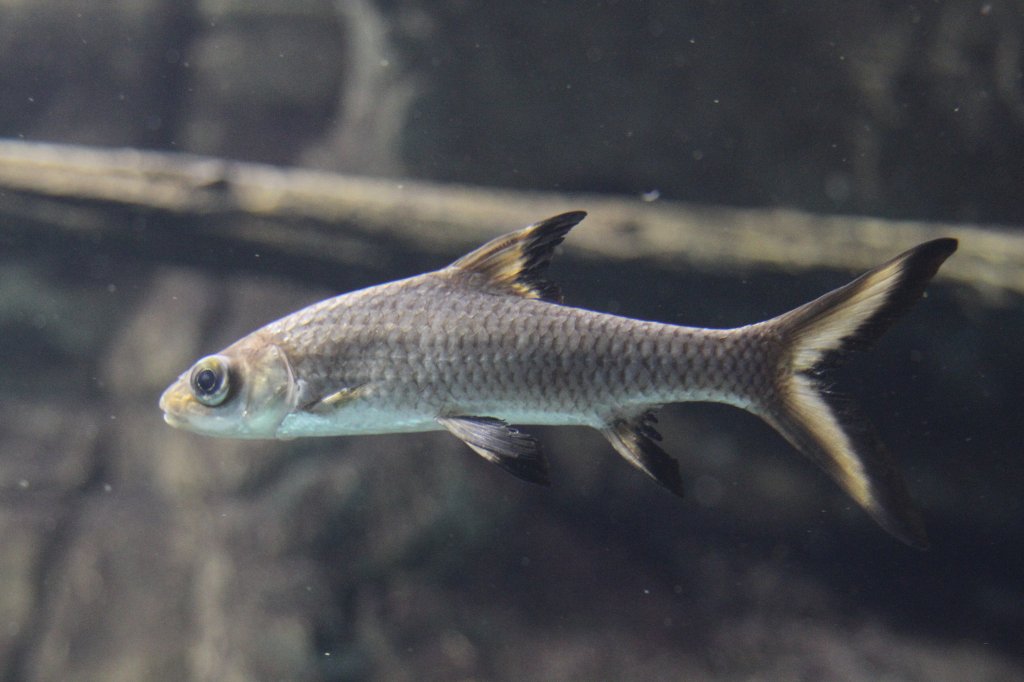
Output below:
[601,411,684,497]
[437,416,550,485]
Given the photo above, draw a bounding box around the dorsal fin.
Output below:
[447,211,587,302]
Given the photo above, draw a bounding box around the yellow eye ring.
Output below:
[189,355,232,406]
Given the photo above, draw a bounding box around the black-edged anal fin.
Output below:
[437,416,550,485]
[601,411,684,497]
[447,211,587,302]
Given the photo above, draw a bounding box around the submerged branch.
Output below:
[0,138,1019,298]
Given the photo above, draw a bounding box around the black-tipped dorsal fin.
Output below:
[447,211,587,302]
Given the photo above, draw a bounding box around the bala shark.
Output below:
[160,212,956,547]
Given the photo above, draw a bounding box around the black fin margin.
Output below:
[448,211,587,302]
[763,389,929,549]
[758,238,956,548]
[782,238,958,364]
[437,416,550,485]
[601,411,684,497]
[514,211,587,302]
[847,238,958,353]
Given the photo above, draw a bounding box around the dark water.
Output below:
[1,3,1022,681]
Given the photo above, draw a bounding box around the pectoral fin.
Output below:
[437,416,550,485]
[301,384,367,413]
[601,411,684,497]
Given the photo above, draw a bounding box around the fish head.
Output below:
[159,337,298,438]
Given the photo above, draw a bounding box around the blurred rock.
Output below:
[0,0,182,147]
[182,0,348,163]
[0,1,1021,222]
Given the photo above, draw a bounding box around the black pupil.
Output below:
[195,368,220,395]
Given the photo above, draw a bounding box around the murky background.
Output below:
[1,2,1022,680]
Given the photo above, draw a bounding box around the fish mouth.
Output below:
[159,382,191,429]
[162,411,186,428]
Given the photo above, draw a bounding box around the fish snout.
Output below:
[158,379,193,428]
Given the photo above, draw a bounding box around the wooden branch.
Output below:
[0,139,1019,298]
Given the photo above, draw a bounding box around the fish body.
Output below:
[161,212,956,547]
[270,276,750,436]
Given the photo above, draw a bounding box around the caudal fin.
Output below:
[757,238,957,548]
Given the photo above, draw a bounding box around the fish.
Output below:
[160,211,957,547]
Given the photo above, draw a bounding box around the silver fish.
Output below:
[160,212,956,547]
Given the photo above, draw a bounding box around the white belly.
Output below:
[273,402,603,439]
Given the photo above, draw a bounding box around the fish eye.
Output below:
[189,355,232,406]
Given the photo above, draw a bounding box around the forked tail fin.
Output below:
[756,238,957,548]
